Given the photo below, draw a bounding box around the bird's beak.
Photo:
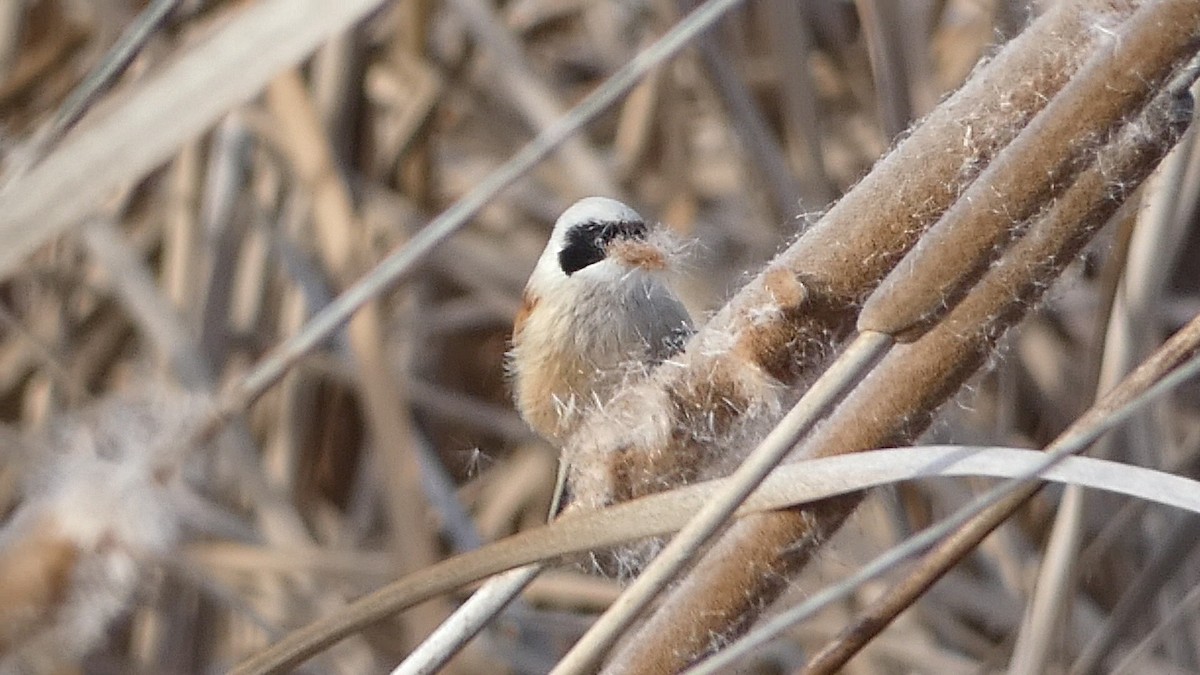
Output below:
[607,238,668,271]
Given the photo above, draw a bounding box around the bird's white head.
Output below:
[527,196,671,296]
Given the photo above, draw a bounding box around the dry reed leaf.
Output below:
[0,0,390,279]
[233,442,1200,673]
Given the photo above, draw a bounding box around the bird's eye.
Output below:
[558,218,646,275]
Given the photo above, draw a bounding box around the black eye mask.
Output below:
[558,218,647,276]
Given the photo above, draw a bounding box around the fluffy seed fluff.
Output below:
[0,388,210,672]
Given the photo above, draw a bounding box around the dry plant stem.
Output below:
[1012,424,1109,665]
[858,0,1200,339]
[611,54,659,175]
[570,0,1130,512]
[196,116,250,365]
[0,303,85,402]
[313,34,361,164]
[406,378,532,441]
[692,326,1200,675]
[394,439,548,668]
[1013,98,1200,673]
[361,50,439,182]
[446,0,618,195]
[606,63,1196,674]
[234,456,847,674]
[1110,578,1200,674]
[409,433,487,555]
[82,219,213,387]
[394,438,548,675]
[1169,124,1200,233]
[164,142,202,312]
[684,0,804,217]
[1008,482,1085,673]
[84,215,318,554]
[1070,515,1200,674]
[854,0,915,139]
[16,0,182,173]
[764,0,1119,306]
[230,444,1200,675]
[0,0,22,77]
[392,564,545,675]
[762,0,835,205]
[1067,199,1200,671]
[551,332,891,675]
[1106,128,1199,460]
[0,0,392,278]
[801,488,1044,674]
[1010,201,1149,672]
[266,70,447,642]
[261,197,324,500]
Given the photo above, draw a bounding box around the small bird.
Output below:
[509,197,693,451]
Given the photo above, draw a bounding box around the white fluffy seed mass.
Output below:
[0,388,209,671]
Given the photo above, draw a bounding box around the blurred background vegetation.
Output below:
[0,0,1198,673]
